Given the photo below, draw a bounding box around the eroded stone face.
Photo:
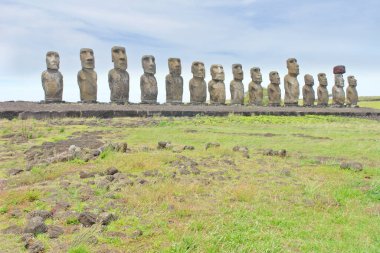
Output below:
[140,55,157,103]
[302,74,315,106]
[208,64,226,104]
[230,64,244,105]
[248,67,263,106]
[112,46,127,70]
[78,48,97,103]
[267,71,281,106]
[166,58,183,103]
[189,61,207,103]
[109,46,129,104]
[284,58,300,106]
[317,73,329,106]
[42,51,63,102]
[346,75,358,106]
[332,74,345,106]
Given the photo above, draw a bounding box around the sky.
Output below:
[0,0,379,103]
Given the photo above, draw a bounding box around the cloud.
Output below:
[0,0,379,103]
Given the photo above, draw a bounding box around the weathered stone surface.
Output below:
[7,168,24,176]
[205,142,220,150]
[79,171,96,179]
[109,46,129,104]
[248,67,263,106]
[24,217,48,235]
[166,58,183,104]
[189,61,207,104]
[157,141,171,149]
[47,225,64,239]
[27,240,45,253]
[97,212,117,225]
[346,75,359,107]
[267,71,281,106]
[78,212,97,227]
[208,64,226,104]
[26,210,52,221]
[140,55,158,104]
[302,74,315,107]
[317,73,329,107]
[42,51,63,103]
[78,48,97,103]
[284,58,300,106]
[230,64,244,105]
[105,167,119,175]
[2,225,23,234]
[340,162,363,172]
[332,72,345,107]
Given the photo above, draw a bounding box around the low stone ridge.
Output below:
[0,102,380,120]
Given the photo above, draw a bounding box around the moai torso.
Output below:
[109,46,129,104]
[317,73,329,106]
[166,58,183,104]
[284,58,300,106]
[332,74,345,106]
[346,76,358,106]
[208,64,226,104]
[248,67,263,106]
[267,71,281,106]
[42,51,63,102]
[140,55,158,104]
[230,64,244,105]
[302,74,315,106]
[78,48,97,103]
[189,61,207,104]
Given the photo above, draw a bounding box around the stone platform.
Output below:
[0,101,379,120]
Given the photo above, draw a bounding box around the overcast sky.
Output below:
[0,0,379,102]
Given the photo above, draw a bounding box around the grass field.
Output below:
[0,115,379,252]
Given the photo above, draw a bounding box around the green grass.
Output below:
[0,116,379,252]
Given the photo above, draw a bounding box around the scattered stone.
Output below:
[138,178,148,185]
[263,149,287,157]
[242,152,250,159]
[24,217,48,235]
[92,149,101,157]
[47,225,64,239]
[97,180,111,190]
[106,167,119,175]
[113,172,126,181]
[105,175,115,182]
[26,210,52,221]
[88,235,98,245]
[131,229,143,238]
[8,168,24,176]
[340,162,363,172]
[205,142,220,150]
[2,225,23,234]
[157,141,171,149]
[143,169,159,177]
[183,145,195,150]
[277,149,287,157]
[190,166,201,175]
[78,212,97,227]
[79,171,96,179]
[263,149,274,156]
[232,146,248,152]
[98,212,117,226]
[21,233,34,247]
[280,169,291,177]
[28,239,45,253]
[178,167,190,175]
[9,208,23,218]
[60,180,71,189]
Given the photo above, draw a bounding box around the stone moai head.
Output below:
[334,74,344,87]
[142,55,156,74]
[347,75,357,87]
[80,48,95,69]
[168,58,181,76]
[210,64,225,81]
[250,67,262,83]
[232,64,243,81]
[269,71,280,85]
[304,74,314,86]
[318,73,328,86]
[191,61,205,78]
[287,58,299,76]
[112,46,127,70]
[46,51,60,70]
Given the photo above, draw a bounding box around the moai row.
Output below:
[41,51,358,107]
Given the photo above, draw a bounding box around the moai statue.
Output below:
[284,58,300,106]
[166,58,183,104]
[189,61,207,104]
[41,51,63,103]
[317,73,329,107]
[346,75,359,107]
[332,65,346,107]
[140,55,158,104]
[208,64,226,105]
[230,64,244,105]
[267,71,281,107]
[108,46,129,104]
[302,74,315,107]
[78,48,97,103]
[248,67,263,106]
